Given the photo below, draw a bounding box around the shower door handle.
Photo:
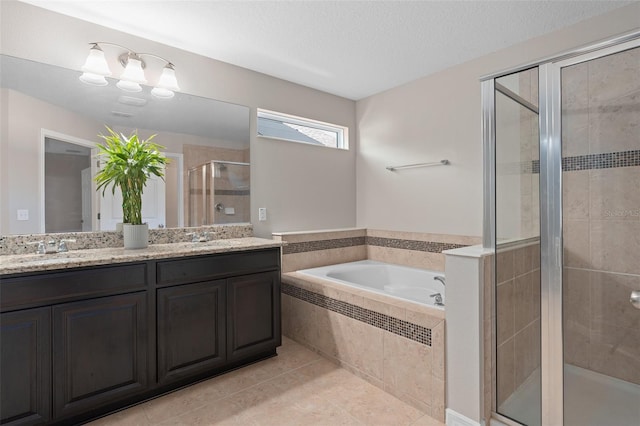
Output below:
[631,291,640,310]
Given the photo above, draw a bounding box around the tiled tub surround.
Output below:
[0,223,252,256]
[272,229,479,422]
[273,228,480,422]
[495,241,541,408]
[273,228,480,273]
[281,271,446,422]
[274,228,368,273]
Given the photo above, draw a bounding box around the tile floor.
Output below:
[89,337,444,426]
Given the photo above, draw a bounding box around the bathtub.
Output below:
[297,260,445,308]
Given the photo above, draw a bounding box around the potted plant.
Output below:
[95,126,167,249]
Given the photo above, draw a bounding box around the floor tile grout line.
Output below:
[112,340,438,425]
[145,356,325,424]
[203,357,325,405]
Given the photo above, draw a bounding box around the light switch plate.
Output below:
[224,207,235,215]
[258,208,267,221]
[17,209,29,221]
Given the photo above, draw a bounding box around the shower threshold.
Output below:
[498,364,640,426]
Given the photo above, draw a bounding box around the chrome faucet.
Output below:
[434,276,445,286]
[430,293,444,306]
[30,239,76,254]
[57,239,76,253]
[187,232,210,243]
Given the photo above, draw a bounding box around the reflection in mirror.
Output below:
[45,137,93,233]
[1,54,250,235]
[188,161,250,226]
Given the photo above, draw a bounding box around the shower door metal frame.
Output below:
[541,36,640,426]
[483,30,640,426]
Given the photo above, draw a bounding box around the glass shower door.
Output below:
[560,45,640,426]
[494,67,542,426]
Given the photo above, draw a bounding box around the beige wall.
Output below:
[0,1,357,238]
[355,3,640,237]
[2,88,105,234]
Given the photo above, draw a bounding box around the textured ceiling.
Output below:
[20,0,632,100]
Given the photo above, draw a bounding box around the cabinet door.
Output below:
[0,307,51,425]
[227,271,281,361]
[53,292,148,419]
[157,280,226,384]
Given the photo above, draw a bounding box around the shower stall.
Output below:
[187,160,250,226]
[483,33,640,426]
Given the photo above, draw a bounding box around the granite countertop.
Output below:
[0,237,283,275]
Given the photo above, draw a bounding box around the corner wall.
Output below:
[355,3,640,237]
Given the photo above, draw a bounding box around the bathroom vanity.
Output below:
[0,239,281,425]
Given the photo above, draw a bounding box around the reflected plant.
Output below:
[95,126,167,225]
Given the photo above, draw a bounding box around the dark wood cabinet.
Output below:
[0,307,51,426]
[227,271,281,362]
[52,292,148,420]
[0,247,280,425]
[157,280,226,384]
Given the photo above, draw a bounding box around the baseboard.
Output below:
[446,409,482,426]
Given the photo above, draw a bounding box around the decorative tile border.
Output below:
[502,150,640,176]
[366,236,466,253]
[561,150,640,171]
[214,189,250,196]
[282,237,366,254]
[282,236,467,255]
[188,189,250,196]
[282,282,432,346]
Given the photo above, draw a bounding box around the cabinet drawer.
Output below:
[0,263,147,312]
[156,249,279,286]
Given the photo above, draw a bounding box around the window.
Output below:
[257,109,348,149]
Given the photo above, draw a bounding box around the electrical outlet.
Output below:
[258,208,267,221]
[17,209,29,221]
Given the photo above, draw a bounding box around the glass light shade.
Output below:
[151,87,175,99]
[119,57,147,84]
[79,72,108,86]
[156,65,180,91]
[81,45,111,76]
[116,80,142,92]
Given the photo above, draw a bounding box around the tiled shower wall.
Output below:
[495,242,541,408]
[562,46,640,385]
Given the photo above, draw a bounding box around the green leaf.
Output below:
[94,126,168,225]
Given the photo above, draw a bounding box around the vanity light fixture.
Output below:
[79,42,180,98]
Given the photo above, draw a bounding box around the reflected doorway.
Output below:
[44,137,94,233]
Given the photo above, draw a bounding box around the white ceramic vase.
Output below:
[123,223,149,249]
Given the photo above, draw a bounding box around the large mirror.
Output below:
[1,54,250,235]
